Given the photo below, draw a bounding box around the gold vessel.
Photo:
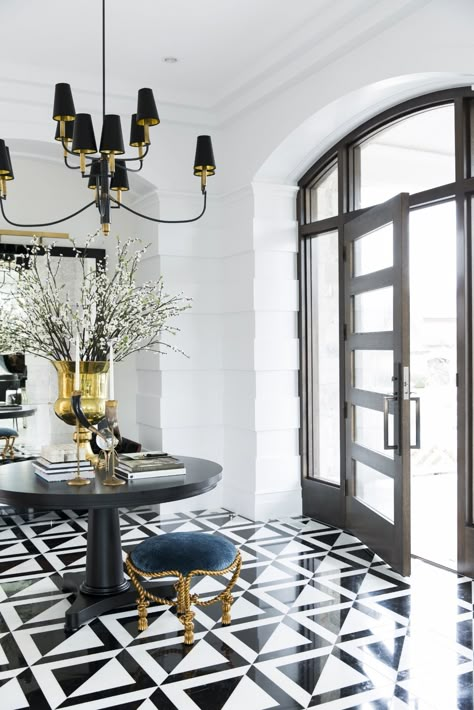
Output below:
[53,361,109,463]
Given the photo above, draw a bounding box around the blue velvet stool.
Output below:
[126,532,242,644]
[0,427,18,459]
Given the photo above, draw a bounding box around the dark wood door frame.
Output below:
[299,87,474,577]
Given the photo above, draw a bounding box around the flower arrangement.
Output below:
[0,236,191,362]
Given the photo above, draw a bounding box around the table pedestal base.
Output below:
[61,572,176,631]
[61,507,175,632]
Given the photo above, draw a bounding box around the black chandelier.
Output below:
[0,0,215,236]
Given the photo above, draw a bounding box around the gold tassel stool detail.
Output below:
[126,532,241,645]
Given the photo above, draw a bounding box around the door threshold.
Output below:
[411,553,457,575]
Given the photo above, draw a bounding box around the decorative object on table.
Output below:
[126,532,242,645]
[71,391,125,487]
[115,453,186,480]
[0,237,191,459]
[0,426,17,459]
[32,456,94,483]
[0,0,215,236]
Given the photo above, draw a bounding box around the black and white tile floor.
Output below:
[0,506,472,710]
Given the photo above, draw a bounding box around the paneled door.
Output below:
[344,193,413,576]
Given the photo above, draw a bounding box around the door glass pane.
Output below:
[353,350,393,393]
[355,460,394,522]
[306,163,338,222]
[310,231,340,483]
[357,104,455,208]
[353,287,393,333]
[353,404,394,459]
[410,201,458,561]
[353,223,393,277]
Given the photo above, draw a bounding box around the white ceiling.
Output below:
[1,0,428,118]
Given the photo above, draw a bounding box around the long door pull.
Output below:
[383,395,397,450]
[410,395,421,449]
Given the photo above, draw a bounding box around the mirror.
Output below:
[0,242,105,457]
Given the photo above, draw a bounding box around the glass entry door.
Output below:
[344,193,412,576]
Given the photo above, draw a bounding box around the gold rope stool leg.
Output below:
[177,576,195,645]
[221,591,233,625]
[137,587,150,632]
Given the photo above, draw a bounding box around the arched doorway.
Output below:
[299,87,474,577]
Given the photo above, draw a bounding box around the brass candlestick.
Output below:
[70,392,125,487]
[102,399,125,487]
[68,391,91,487]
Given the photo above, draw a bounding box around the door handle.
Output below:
[383,395,397,450]
[410,395,421,449]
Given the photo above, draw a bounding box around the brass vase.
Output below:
[53,361,109,464]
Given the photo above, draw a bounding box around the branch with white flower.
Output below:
[0,236,191,362]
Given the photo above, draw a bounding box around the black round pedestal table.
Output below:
[0,405,36,420]
[0,456,222,630]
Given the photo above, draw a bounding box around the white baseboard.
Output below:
[223,484,302,522]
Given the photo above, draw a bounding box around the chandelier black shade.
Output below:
[194,135,216,176]
[0,140,10,175]
[99,115,125,155]
[52,83,76,122]
[110,160,129,192]
[0,0,215,233]
[129,114,146,147]
[88,160,101,189]
[72,114,97,155]
[136,89,160,127]
[4,149,14,181]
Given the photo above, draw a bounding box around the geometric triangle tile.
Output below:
[14,599,61,625]
[333,532,361,547]
[293,584,333,608]
[171,639,230,674]
[227,596,266,620]
[281,540,317,555]
[172,522,205,533]
[70,656,135,697]
[221,674,277,710]
[313,555,352,575]
[121,528,150,541]
[0,543,29,558]
[231,623,281,655]
[183,674,243,710]
[340,607,383,636]
[26,598,70,625]
[2,558,43,575]
[139,610,184,639]
[314,653,368,694]
[248,527,285,541]
[358,572,397,594]
[261,623,312,654]
[192,575,227,595]
[279,652,331,695]
[45,624,104,657]
[12,576,59,598]
[254,565,294,585]
[1,676,29,709]
[0,529,20,541]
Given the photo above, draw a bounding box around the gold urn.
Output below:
[53,361,109,462]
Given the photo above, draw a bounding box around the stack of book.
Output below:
[33,457,95,482]
[115,452,186,481]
